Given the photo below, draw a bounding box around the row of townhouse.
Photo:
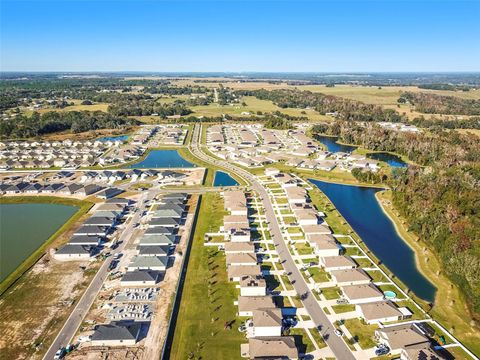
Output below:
[54,198,131,260]
[99,144,146,166]
[0,179,105,197]
[218,190,300,359]
[0,140,117,170]
[88,193,189,347]
[206,124,383,173]
[80,169,186,184]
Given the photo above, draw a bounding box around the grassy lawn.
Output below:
[331,304,356,314]
[295,243,314,256]
[309,328,327,348]
[169,193,245,360]
[353,257,374,268]
[288,328,316,353]
[321,287,342,300]
[307,267,330,283]
[365,270,389,283]
[280,275,294,291]
[343,318,378,350]
[395,300,427,320]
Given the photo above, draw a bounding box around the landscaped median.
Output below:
[0,196,93,295]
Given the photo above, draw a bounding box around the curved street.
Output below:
[190,124,356,360]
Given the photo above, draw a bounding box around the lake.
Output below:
[368,152,407,168]
[96,135,129,142]
[129,150,195,169]
[0,203,79,282]
[213,171,239,187]
[310,179,436,301]
[315,135,357,153]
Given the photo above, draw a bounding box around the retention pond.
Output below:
[310,179,436,301]
[0,203,78,282]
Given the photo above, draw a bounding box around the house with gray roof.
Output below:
[149,217,180,228]
[120,270,160,286]
[91,323,141,346]
[54,244,94,260]
[127,256,168,271]
[68,235,102,246]
[73,225,110,237]
[144,227,174,236]
[139,234,175,246]
[138,245,169,257]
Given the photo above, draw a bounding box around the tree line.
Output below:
[237,89,405,122]
[0,111,139,139]
[311,122,480,318]
[399,91,480,115]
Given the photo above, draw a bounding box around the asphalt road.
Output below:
[190,124,356,360]
[43,189,156,360]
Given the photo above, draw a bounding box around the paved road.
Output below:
[43,189,156,360]
[190,124,356,360]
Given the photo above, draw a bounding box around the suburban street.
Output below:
[43,189,156,360]
[190,124,356,360]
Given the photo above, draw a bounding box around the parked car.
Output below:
[336,298,349,305]
[53,348,65,359]
[375,346,390,356]
[334,329,343,337]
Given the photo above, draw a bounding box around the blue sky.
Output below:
[1,0,479,72]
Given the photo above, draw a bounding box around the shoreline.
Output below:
[306,178,480,356]
[0,196,93,295]
[375,190,480,355]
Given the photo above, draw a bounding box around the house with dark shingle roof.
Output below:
[91,323,141,346]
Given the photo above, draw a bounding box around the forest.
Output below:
[311,122,480,318]
[0,111,139,139]
[399,91,480,115]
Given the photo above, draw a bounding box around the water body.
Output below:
[96,135,129,142]
[213,171,239,187]
[315,135,357,153]
[129,150,194,169]
[0,203,78,282]
[368,152,407,168]
[310,179,436,301]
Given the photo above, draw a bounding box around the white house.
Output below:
[239,275,267,297]
[248,308,283,337]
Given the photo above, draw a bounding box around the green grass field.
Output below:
[169,193,245,360]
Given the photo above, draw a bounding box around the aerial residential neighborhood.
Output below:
[1,1,479,360]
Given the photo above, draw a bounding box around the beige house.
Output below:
[341,284,384,304]
[241,337,298,359]
[330,268,371,286]
[237,296,276,317]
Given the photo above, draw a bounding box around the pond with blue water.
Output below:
[213,171,239,187]
[129,150,194,169]
[310,179,436,301]
[368,152,408,168]
[96,135,129,142]
[315,135,357,153]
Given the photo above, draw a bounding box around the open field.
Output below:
[188,96,331,121]
[168,193,245,360]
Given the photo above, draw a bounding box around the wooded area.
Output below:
[311,122,480,318]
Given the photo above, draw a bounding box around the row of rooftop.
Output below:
[206,124,382,173]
